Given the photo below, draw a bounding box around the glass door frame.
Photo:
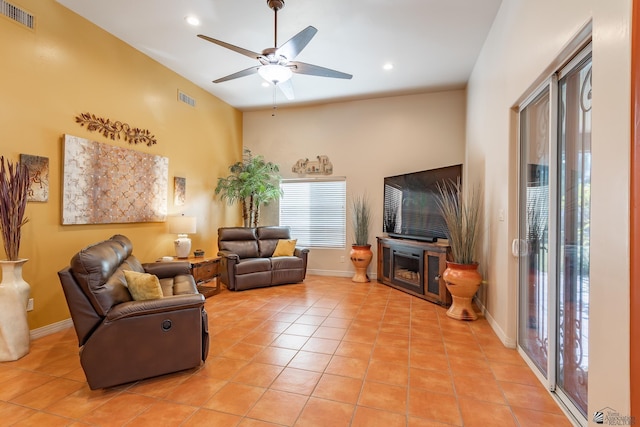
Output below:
[516,42,592,427]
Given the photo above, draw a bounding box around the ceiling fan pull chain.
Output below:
[272,86,278,116]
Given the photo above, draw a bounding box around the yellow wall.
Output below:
[0,0,242,330]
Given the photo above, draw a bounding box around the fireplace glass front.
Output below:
[392,248,424,294]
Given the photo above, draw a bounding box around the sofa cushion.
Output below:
[70,235,138,316]
[159,274,199,296]
[271,256,305,270]
[219,227,259,259]
[236,258,271,275]
[257,226,292,257]
[123,270,164,301]
[273,239,297,257]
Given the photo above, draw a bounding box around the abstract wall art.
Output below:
[174,177,186,206]
[20,154,49,202]
[62,134,168,225]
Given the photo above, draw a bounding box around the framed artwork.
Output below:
[292,155,333,175]
[174,177,186,206]
[62,134,168,225]
[20,154,49,202]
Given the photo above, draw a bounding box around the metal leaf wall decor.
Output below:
[75,112,157,147]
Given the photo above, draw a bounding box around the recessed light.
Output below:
[262,82,270,88]
[383,63,394,71]
[185,15,200,26]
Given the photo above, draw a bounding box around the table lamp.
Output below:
[168,215,196,258]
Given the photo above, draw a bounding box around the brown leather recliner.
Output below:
[218,226,309,291]
[57,234,209,389]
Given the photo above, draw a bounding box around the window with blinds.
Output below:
[279,178,346,248]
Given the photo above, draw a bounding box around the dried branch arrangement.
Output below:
[436,180,482,265]
[0,157,30,261]
[75,112,157,147]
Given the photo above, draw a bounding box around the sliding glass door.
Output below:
[518,87,551,378]
[517,44,591,424]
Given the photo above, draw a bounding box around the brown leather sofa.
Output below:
[218,226,309,291]
[57,234,209,389]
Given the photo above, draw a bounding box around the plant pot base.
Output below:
[351,271,370,283]
[446,295,478,321]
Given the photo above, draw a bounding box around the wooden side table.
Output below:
[173,256,221,298]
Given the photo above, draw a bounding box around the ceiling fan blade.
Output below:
[290,61,353,79]
[213,66,260,83]
[277,80,295,100]
[276,26,318,60]
[197,34,261,60]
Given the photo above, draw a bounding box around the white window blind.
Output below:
[279,178,346,248]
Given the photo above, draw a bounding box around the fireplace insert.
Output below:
[391,246,424,294]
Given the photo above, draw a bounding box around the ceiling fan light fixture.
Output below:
[258,64,292,85]
[184,15,200,26]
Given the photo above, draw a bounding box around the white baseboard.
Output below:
[30,318,73,340]
[474,297,516,348]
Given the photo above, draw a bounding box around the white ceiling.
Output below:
[56,0,502,111]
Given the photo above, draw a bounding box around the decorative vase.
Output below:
[0,259,30,361]
[350,244,373,283]
[442,261,482,321]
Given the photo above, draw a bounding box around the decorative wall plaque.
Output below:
[62,134,168,225]
[292,155,333,175]
[75,112,157,147]
[20,154,49,202]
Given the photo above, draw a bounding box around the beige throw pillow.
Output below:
[273,239,297,257]
[123,270,164,301]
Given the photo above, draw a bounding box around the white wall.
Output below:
[467,0,631,422]
[244,90,466,276]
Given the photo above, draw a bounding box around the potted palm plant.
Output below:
[0,156,31,360]
[350,193,372,282]
[435,180,482,320]
[215,149,282,227]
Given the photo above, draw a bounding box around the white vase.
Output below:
[0,259,30,361]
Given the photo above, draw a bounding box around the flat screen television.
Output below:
[383,164,462,242]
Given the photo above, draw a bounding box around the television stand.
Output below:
[376,236,451,306]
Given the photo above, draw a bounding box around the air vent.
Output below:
[1,0,34,29]
[178,90,196,107]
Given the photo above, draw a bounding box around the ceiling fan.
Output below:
[197,0,352,100]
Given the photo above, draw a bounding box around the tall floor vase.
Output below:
[0,259,30,361]
[350,244,373,283]
[442,261,482,321]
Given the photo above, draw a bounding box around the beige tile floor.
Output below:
[0,275,573,426]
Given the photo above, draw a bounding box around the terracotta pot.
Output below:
[0,259,31,361]
[442,261,482,321]
[350,244,373,283]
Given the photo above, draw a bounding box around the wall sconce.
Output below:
[168,215,196,258]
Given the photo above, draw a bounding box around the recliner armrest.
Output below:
[294,247,309,257]
[142,261,191,278]
[217,250,240,261]
[106,294,205,322]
